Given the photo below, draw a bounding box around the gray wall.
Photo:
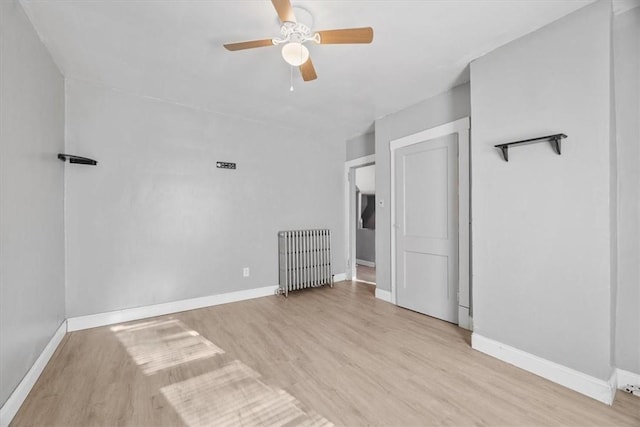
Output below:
[613,6,640,375]
[356,229,375,264]
[64,79,345,317]
[374,83,470,292]
[346,132,375,161]
[355,165,375,264]
[471,1,613,380]
[0,0,66,406]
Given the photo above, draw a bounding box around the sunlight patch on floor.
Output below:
[161,360,333,427]
[111,319,223,374]
[111,318,333,425]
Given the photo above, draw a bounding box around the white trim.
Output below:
[390,117,471,328]
[616,368,640,389]
[375,288,392,303]
[333,273,346,282]
[389,118,470,151]
[472,333,617,405]
[1,321,67,427]
[457,126,470,311]
[613,0,640,15]
[344,154,376,281]
[345,154,376,169]
[67,285,278,332]
[355,259,376,268]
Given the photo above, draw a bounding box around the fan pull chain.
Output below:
[290,65,294,92]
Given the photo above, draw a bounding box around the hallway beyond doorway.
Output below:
[356,264,376,284]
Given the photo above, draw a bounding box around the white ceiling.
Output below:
[21,0,595,141]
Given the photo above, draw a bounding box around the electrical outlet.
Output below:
[243,267,250,277]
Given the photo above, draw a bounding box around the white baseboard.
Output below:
[472,334,616,405]
[375,288,392,303]
[67,285,279,332]
[616,368,640,389]
[333,273,346,282]
[1,321,67,427]
[356,259,376,268]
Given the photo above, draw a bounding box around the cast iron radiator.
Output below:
[278,229,333,296]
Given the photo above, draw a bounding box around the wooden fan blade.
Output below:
[299,57,317,82]
[316,27,374,44]
[271,0,296,23]
[223,39,274,51]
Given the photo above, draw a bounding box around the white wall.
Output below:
[613,5,640,375]
[471,1,613,380]
[374,83,470,292]
[0,0,66,406]
[355,164,375,195]
[64,79,345,317]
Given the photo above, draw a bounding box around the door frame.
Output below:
[344,154,375,281]
[390,117,471,329]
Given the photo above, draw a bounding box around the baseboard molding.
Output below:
[472,334,616,405]
[67,285,279,332]
[375,288,392,303]
[333,273,346,282]
[616,368,640,389]
[1,321,67,427]
[355,259,376,268]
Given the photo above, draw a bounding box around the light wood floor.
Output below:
[12,281,640,426]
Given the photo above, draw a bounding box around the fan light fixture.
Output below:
[281,42,309,66]
[223,0,374,82]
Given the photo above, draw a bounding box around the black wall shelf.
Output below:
[57,154,97,165]
[495,133,567,162]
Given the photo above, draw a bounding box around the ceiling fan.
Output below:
[223,0,374,82]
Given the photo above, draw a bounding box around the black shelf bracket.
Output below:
[57,154,97,165]
[494,133,567,162]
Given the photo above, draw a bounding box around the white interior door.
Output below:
[394,133,458,323]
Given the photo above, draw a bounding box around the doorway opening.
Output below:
[344,154,376,286]
[355,164,376,285]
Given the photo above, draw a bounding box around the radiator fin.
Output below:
[278,229,332,296]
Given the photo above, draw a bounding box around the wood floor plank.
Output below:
[11,281,640,426]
